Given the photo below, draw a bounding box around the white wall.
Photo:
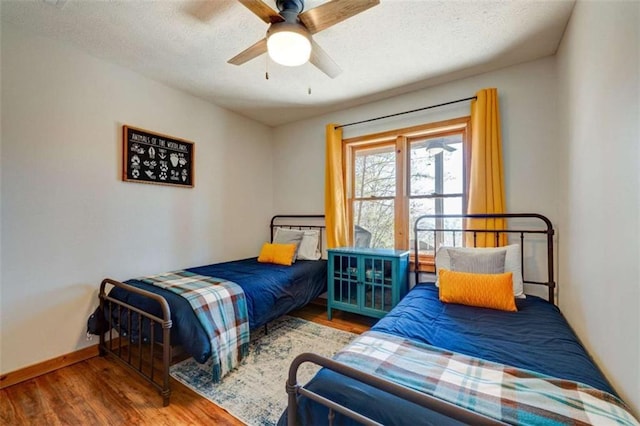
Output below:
[0,25,273,374]
[556,0,639,416]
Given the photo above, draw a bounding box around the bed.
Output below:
[97,215,327,406]
[281,213,638,425]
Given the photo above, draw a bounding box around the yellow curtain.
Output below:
[466,88,507,247]
[325,123,348,248]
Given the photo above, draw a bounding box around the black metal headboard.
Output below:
[413,213,556,303]
[270,215,326,254]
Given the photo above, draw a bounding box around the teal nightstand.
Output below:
[327,247,409,320]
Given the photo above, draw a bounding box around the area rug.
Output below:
[170,316,358,426]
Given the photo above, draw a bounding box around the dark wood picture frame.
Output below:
[122,125,195,188]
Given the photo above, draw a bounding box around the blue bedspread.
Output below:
[282,283,616,425]
[374,284,614,394]
[108,257,326,363]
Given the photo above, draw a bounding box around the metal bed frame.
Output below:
[413,213,555,303]
[97,214,325,407]
[286,213,555,425]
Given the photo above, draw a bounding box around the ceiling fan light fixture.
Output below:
[266,22,311,67]
[426,139,456,156]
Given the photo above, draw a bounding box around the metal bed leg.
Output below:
[286,379,298,426]
[99,278,173,407]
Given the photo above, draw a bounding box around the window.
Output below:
[344,118,470,269]
[352,143,396,249]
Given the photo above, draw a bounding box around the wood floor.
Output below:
[0,303,375,425]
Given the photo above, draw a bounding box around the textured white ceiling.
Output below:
[1,0,575,126]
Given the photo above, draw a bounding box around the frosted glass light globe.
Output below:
[267,30,311,67]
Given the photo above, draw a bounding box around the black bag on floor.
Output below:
[86,306,109,336]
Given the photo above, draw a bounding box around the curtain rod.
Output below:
[336,96,477,129]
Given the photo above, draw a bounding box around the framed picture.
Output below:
[122,125,194,188]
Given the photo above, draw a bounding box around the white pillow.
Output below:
[273,228,305,262]
[435,244,525,298]
[297,230,321,260]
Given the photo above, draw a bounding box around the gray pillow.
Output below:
[447,249,506,274]
[273,228,305,262]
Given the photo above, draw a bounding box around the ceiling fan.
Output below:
[228,0,380,78]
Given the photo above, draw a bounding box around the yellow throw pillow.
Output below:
[257,243,297,266]
[438,268,517,312]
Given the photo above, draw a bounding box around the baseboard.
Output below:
[0,343,99,389]
[1,302,333,389]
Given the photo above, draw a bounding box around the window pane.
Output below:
[409,198,435,251]
[353,199,394,249]
[443,197,463,217]
[442,197,464,247]
[409,141,435,196]
[410,135,463,196]
[443,142,463,194]
[409,197,464,250]
[354,146,396,198]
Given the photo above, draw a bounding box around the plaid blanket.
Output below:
[140,270,249,382]
[334,331,638,426]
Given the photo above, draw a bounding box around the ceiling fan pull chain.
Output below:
[308,86,311,95]
[265,55,269,80]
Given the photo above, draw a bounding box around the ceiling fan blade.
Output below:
[228,38,268,65]
[299,0,380,34]
[237,0,284,24]
[309,40,342,79]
